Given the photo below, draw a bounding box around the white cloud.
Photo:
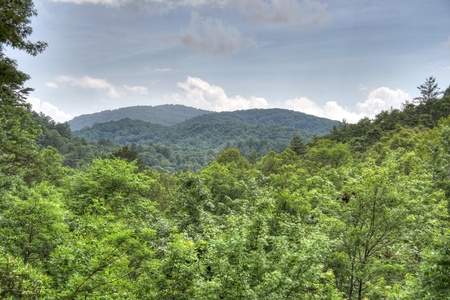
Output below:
[181,13,255,55]
[356,87,410,117]
[153,68,173,72]
[46,82,58,89]
[284,87,410,123]
[169,76,269,111]
[124,85,148,95]
[284,97,363,123]
[168,79,409,123]
[56,75,148,98]
[27,97,73,122]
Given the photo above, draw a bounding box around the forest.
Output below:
[1,0,450,299]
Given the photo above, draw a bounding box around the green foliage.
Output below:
[0,0,47,55]
[0,183,68,265]
[110,145,146,171]
[0,92,41,181]
[290,134,306,156]
[65,158,160,222]
[47,216,145,299]
[180,108,340,135]
[414,230,450,299]
[0,250,50,299]
[305,139,352,170]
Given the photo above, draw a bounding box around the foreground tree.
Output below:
[0,183,68,265]
[1,0,48,188]
[322,152,447,300]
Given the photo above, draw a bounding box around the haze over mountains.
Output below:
[68,105,212,131]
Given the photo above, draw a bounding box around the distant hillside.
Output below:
[68,104,212,130]
[73,108,340,161]
[73,118,308,153]
[179,108,340,136]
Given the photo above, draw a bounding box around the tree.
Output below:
[0,182,68,264]
[0,0,47,55]
[47,215,146,299]
[0,250,50,299]
[110,145,146,171]
[323,156,447,300]
[414,76,442,104]
[290,134,306,156]
[0,0,47,189]
[444,84,450,97]
[1,0,47,99]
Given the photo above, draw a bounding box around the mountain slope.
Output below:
[177,108,340,136]
[68,104,212,130]
[74,118,308,152]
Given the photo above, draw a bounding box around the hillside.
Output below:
[71,107,341,171]
[68,104,212,130]
[73,117,309,152]
[179,108,340,135]
[72,108,340,153]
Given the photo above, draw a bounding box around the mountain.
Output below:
[72,108,340,157]
[74,117,307,150]
[68,104,212,130]
[178,108,340,136]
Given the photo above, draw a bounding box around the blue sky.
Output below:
[7,0,450,122]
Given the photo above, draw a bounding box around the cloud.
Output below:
[356,87,410,117]
[50,0,328,30]
[181,13,255,55]
[56,75,148,98]
[153,68,173,72]
[27,97,73,122]
[52,0,129,6]
[167,78,409,123]
[50,0,228,7]
[124,85,148,95]
[236,0,328,29]
[169,76,269,111]
[446,36,450,50]
[284,97,364,123]
[46,82,58,89]
[284,87,410,123]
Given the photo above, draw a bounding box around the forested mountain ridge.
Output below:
[176,108,340,135]
[73,117,308,149]
[68,104,212,130]
[70,108,339,171]
[72,106,341,150]
[69,105,340,135]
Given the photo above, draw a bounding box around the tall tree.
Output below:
[414,76,442,104]
[0,0,47,186]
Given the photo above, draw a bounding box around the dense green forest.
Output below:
[1,1,450,299]
[69,106,339,172]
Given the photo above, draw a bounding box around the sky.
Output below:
[6,0,450,123]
